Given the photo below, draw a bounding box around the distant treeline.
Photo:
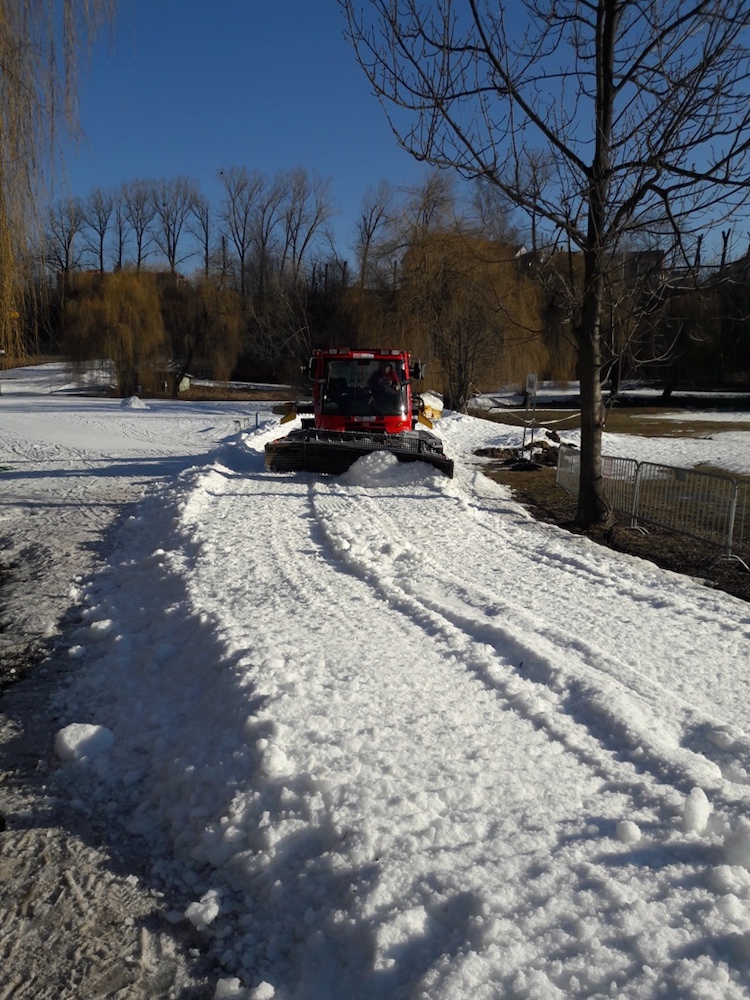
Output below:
[19,170,750,404]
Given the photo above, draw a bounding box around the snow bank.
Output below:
[120,395,149,409]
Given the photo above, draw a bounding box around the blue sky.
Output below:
[60,1,750,269]
[60,0,431,258]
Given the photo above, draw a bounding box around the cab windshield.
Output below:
[321,358,406,417]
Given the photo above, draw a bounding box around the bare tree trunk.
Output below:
[576,270,610,525]
[574,0,617,526]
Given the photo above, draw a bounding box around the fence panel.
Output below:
[601,455,640,519]
[733,481,750,556]
[632,462,737,553]
[556,445,580,495]
[555,445,749,560]
[556,447,638,518]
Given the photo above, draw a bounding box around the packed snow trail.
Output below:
[3,367,747,999]
[53,416,750,1000]
[177,457,615,997]
[309,452,750,806]
[0,372,260,677]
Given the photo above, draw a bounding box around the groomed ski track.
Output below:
[98,423,750,999]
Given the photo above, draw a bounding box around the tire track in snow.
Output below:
[449,495,750,797]
[180,464,353,664]
[182,464,485,714]
[309,476,750,814]
[180,464,604,825]
[176,464,646,998]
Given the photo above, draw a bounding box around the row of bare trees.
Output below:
[58,198,552,406]
[43,167,336,289]
[38,166,350,379]
[57,168,701,411]
[45,163,750,409]
[47,171,539,397]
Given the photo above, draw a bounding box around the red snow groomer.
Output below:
[264,348,454,477]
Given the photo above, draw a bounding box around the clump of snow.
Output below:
[342,448,445,487]
[214,982,274,1000]
[185,888,222,931]
[54,723,115,762]
[616,820,642,844]
[250,984,275,1000]
[257,740,292,778]
[86,618,115,640]
[120,395,148,409]
[214,978,251,999]
[684,787,712,834]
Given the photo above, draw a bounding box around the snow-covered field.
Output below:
[4,363,750,999]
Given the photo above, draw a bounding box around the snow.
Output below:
[54,721,115,762]
[472,383,750,477]
[684,788,713,835]
[564,427,750,478]
[4,362,750,997]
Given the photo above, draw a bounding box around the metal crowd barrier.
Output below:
[557,445,749,561]
[734,481,750,555]
[233,412,273,432]
[601,455,640,518]
[555,444,581,495]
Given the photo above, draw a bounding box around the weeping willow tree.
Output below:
[159,276,243,395]
[397,230,548,409]
[0,0,112,366]
[65,270,166,396]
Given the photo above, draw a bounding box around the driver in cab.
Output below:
[369,361,401,398]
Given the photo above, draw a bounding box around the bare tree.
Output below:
[355,180,394,288]
[249,175,286,305]
[219,167,264,298]
[403,172,457,237]
[279,169,335,284]
[122,180,157,269]
[83,187,114,272]
[342,0,750,525]
[189,193,213,279]
[0,0,112,363]
[44,198,86,279]
[111,197,129,271]
[152,176,199,273]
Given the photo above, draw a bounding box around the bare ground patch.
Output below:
[0,485,215,998]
